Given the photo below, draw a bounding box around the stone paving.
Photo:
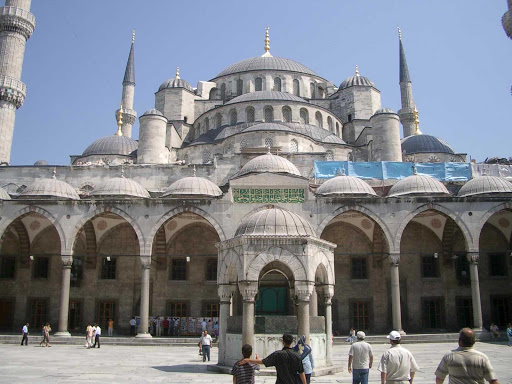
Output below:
[0,341,510,383]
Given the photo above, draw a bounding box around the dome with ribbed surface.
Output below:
[142,109,164,117]
[91,177,150,198]
[316,175,377,196]
[238,152,301,178]
[82,135,138,157]
[226,91,305,105]
[457,176,512,197]
[235,207,316,237]
[34,160,48,166]
[401,134,454,155]
[374,108,396,115]
[158,77,193,92]
[214,56,317,79]
[162,176,222,198]
[340,75,375,89]
[20,176,80,200]
[0,186,11,200]
[388,174,450,197]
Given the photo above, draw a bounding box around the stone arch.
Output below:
[259,260,295,287]
[30,225,62,255]
[218,249,243,285]
[96,222,140,255]
[166,221,219,255]
[475,203,512,248]
[245,246,307,282]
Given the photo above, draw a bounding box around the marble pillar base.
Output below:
[135,332,152,339]
[54,331,71,337]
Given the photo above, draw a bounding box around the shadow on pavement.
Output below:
[152,364,216,374]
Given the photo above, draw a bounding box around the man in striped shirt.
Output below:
[231,344,260,384]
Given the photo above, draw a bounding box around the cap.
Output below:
[387,330,401,341]
[357,331,366,339]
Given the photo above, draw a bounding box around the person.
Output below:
[108,319,114,336]
[294,335,314,384]
[169,318,175,337]
[93,324,101,348]
[86,323,94,348]
[348,331,373,384]
[163,317,169,336]
[155,317,162,337]
[489,323,499,340]
[378,330,419,384]
[129,317,136,336]
[21,323,29,346]
[347,328,356,344]
[40,323,51,347]
[214,321,219,339]
[231,344,260,384]
[238,333,307,384]
[507,323,512,347]
[199,330,213,362]
[201,319,207,332]
[435,328,500,384]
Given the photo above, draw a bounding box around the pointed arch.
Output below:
[218,249,243,285]
[475,203,512,248]
[245,246,307,282]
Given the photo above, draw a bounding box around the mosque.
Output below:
[0,0,511,366]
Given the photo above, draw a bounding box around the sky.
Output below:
[9,0,512,165]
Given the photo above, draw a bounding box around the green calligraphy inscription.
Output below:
[233,188,305,203]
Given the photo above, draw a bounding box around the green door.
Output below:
[256,287,287,315]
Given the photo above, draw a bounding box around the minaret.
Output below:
[503,0,512,39]
[115,30,137,138]
[0,0,35,164]
[397,27,416,138]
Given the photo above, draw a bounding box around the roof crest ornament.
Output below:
[412,164,418,175]
[355,65,360,77]
[175,66,180,79]
[132,29,135,44]
[116,103,124,136]
[121,166,125,178]
[413,107,422,135]
[193,165,197,177]
[341,165,346,176]
[52,167,57,179]
[261,27,273,58]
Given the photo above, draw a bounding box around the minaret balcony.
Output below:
[0,6,35,39]
[0,75,26,108]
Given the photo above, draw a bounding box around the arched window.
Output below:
[336,122,340,137]
[310,82,316,99]
[255,77,263,91]
[326,150,333,161]
[264,137,273,148]
[205,117,210,131]
[196,123,201,137]
[236,79,243,96]
[300,108,309,124]
[282,106,292,123]
[215,113,222,128]
[274,77,281,91]
[220,83,226,101]
[293,79,300,96]
[315,112,323,128]
[264,106,273,123]
[290,139,298,153]
[209,88,218,100]
[327,116,333,132]
[229,109,237,125]
[318,87,324,99]
[246,107,255,123]
[202,151,211,164]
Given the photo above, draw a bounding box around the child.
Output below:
[231,344,260,384]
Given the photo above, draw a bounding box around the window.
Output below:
[229,109,237,125]
[209,88,217,100]
[489,253,507,276]
[336,123,340,137]
[170,259,187,280]
[220,83,226,101]
[293,79,300,96]
[300,108,309,124]
[290,139,298,153]
[236,79,243,96]
[318,87,324,99]
[264,137,273,148]
[206,258,217,281]
[274,77,281,91]
[246,107,255,123]
[348,114,352,122]
[422,297,444,329]
[264,106,273,123]
[421,255,439,278]
[351,258,367,279]
[205,117,209,131]
[33,257,49,279]
[0,257,15,278]
[101,257,116,279]
[455,254,470,285]
[456,297,473,329]
[255,77,262,91]
[315,112,323,128]
[310,83,315,99]
[30,299,48,328]
[96,301,115,330]
[70,258,83,287]
[351,301,370,331]
[167,301,187,317]
[202,151,211,164]
[491,296,510,326]
[325,150,333,161]
[215,113,222,128]
[68,301,82,331]
[327,116,333,132]
[205,302,219,318]
[282,106,292,123]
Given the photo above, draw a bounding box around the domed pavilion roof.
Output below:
[162,173,222,198]
[235,207,316,237]
[388,173,449,197]
[91,175,150,198]
[316,173,377,197]
[213,56,317,79]
[237,152,301,178]
[226,91,305,105]
[340,67,375,90]
[82,135,138,157]
[158,67,193,92]
[19,170,80,200]
[457,176,512,197]
[401,134,454,155]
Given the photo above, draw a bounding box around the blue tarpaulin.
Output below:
[314,161,471,181]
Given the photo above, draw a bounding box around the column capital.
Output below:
[389,253,400,266]
[60,255,73,269]
[140,255,151,269]
[218,284,236,303]
[238,281,258,302]
[466,252,479,264]
[319,284,335,304]
[295,282,315,302]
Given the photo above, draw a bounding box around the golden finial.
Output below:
[116,103,123,136]
[175,66,180,79]
[413,106,422,135]
[132,29,135,44]
[262,27,272,57]
[355,65,360,77]
[52,167,57,179]
[398,26,402,40]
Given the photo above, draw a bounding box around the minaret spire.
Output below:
[117,30,137,138]
[262,27,272,57]
[397,27,417,138]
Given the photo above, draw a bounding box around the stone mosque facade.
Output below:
[0,0,511,365]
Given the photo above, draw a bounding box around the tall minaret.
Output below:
[397,27,416,138]
[0,0,35,164]
[503,0,512,39]
[115,30,137,138]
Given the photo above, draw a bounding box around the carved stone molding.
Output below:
[389,253,400,266]
[466,252,479,264]
[0,7,36,40]
[61,256,73,269]
[218,284,235,302]
[140,256,151,269]
[238,281,258,301]
[295,282,314,302]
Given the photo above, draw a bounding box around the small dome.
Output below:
[0,186,11,200]
[235,207,316,237]
[401,134,454,155]
[142,109,164,117]
[158,77,193,92]
[82,135,138,157]
[457,176,512,197]
[213,56,317,79]
[340,74,375,90]
[316,175,377,197]
[91,177,150,198]
[20,174,80,200]
[226,91,305,105]
[162,176,222,198]
[34,160,48,166]
[388,174,450,197]
[374,108,396,115]
[238,152,301,178]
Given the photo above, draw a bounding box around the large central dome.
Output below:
[212,56,317,79]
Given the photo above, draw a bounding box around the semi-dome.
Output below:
[340,71,375,90]
[457,176,512,197]
[91,176,150,198]
[82,135,138,157]
[20,172,80,200]
[162,175,222,198]
[226,91,305,105]
[34,160,48,166]
[401,134,454,155]
[213,56,317,79]
[0,186,11,200]
[388,174,450,197]
[237,152,301,178]
[316,174,377,196]
[235,207,316,237]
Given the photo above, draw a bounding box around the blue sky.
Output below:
[10,0,512,165]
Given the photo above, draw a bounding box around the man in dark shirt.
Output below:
[239,334,306,384]
[231,344,260,384]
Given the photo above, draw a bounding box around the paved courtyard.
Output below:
[0,341,510,383]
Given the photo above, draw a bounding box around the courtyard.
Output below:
[0,341,509,383]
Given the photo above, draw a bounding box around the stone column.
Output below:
[238,281,258,347]
[389,253,404,333]
[467,252,483,330]
[218,285,235,365]
[55,256,72,337]
[322,286,334,366]
[309,287,318,317]
[136,257,152,338]
[296,282,313,344]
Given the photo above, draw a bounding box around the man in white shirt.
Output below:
[378,331,419,384]
[21,323,29,346]
[348,331,373,384]
[199,330,213,362]
[129,317,136,336]
[93,324,101,348]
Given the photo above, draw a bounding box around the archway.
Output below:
[256,261,294,316]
